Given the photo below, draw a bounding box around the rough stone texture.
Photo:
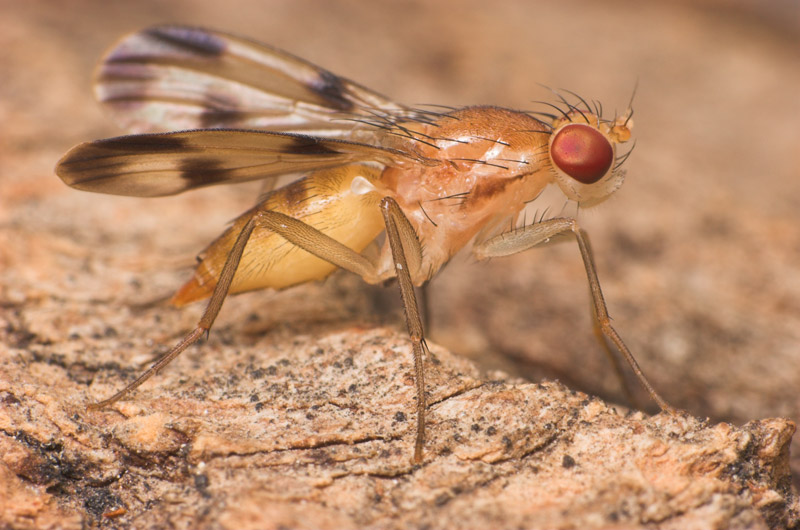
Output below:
[2,1,799,528]
[0,320,798,529]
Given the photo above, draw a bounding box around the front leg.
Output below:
[473,217,672,412]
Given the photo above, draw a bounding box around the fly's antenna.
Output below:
[623,105,635,128]
[623,79,639,127]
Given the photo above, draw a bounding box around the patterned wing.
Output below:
[56,129,422,197]
[95,25,428,141]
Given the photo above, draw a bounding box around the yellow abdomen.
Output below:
[171,165,384,306]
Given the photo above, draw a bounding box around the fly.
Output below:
[56,26,672,463]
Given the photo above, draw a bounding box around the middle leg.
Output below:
[240,200,429,463]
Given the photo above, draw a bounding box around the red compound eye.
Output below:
[551,124,614,184]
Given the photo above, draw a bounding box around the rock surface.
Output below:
[1,322,797,529]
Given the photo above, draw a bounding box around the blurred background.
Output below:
[2,0,799,486]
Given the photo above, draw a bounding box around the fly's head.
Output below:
[548,109,633,208]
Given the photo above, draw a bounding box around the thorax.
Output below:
[377,106,555,283]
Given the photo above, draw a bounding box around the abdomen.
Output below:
[171,165,385,306]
